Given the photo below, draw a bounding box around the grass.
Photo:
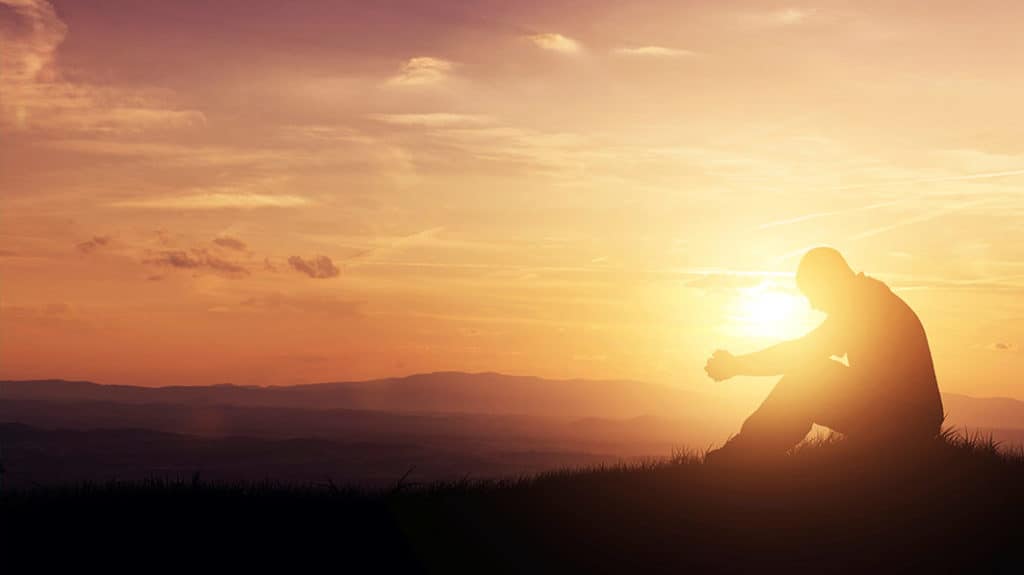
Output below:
[1,430,1022,573]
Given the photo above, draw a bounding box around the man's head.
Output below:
[796,247,856,313]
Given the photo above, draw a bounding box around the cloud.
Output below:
[45,139,274,167]
[612,46,695,57]
[111,193,311,210]
[736,8,815,29]
[0,0,64,82]
[317,226,450,265]
[369,113,493,127]
[144,249,249,278]
[288,255,341,279]
[849,199,993,240]
[775,8,812,25]
[240,292,361,316]
[387,57,454,86]
[213,236,247,251]
[0,0,203,132]
[1,301,88,328]
[683,272,775,291]
[989,342,1020,352]
[527,33,581,54]
[832,168,1024,193]
[757,201,902,230]
[203,257,248,277]
[146,250,203,269]
[76,235,112,253]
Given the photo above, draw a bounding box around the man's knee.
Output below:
[776,358,839,393]
[768,359,852,423]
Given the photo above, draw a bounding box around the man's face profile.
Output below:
[796,246,854,315]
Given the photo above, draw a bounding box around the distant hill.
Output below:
[0,372,701,419]
[940,393,1024,431]
[1,373,1021,431]
[1,373,1022,487]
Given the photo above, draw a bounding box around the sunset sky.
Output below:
[2,0,1023,400]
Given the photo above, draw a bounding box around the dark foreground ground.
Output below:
[2,433,1021,573]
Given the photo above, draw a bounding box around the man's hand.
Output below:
[704,349,739,382]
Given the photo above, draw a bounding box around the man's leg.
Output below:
[714,358,852,458]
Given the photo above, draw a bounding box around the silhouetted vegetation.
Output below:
[2,431,1021,572]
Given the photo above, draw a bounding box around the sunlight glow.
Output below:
[729,281,810,340]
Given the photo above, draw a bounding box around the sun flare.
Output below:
[730,282,812,340]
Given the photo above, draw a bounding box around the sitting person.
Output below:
[704,247,944,462]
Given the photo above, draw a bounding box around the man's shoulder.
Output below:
[857,272,892,293]
[858,273,921,317]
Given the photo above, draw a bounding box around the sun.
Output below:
[729,281,812,340]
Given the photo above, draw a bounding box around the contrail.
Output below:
[771,199,996,263]
[758,168,1024,230]
[830,168,1024,192]
[772,244,826,265]
[849,198,993,240]
[758,200,902,229]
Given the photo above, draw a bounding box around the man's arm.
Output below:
[705,318,841,381]
[730,338,810,376]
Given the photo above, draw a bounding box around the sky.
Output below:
[2,0,1023,400]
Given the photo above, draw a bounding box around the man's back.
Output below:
[830,274,943,429]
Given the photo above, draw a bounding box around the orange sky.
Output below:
[2,0,1023,399]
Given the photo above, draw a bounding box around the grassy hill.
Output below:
[2,432,1021,572]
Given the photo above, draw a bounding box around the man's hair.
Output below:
[796,246,854,292]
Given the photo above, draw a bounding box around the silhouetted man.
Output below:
[704,247,944,462]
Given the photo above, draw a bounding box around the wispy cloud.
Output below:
[369,113,493,127]
[0,0,65,84]
[240,292,361,317]
[775,8,813,25]
[213,236,247,251]
[757,200,902,230]
[849,199,994,241]
[0,0,203,132]
[288,255,341,279]
[143,249,249,278]
[301,227,479,267]
[738,7,815,28]
[831,168,1024,192]
[111,193,312,210]
[386,57,454,86]
[43,140,273,167]
[1,302,88,329]
[527,33,581,54]
[988,342,1020,352]
[683,272,776,291]
[76,235,112,254]
[612,46,695,57]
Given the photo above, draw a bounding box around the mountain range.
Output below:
[2,372,1020,428]
[0,372,1020,486]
